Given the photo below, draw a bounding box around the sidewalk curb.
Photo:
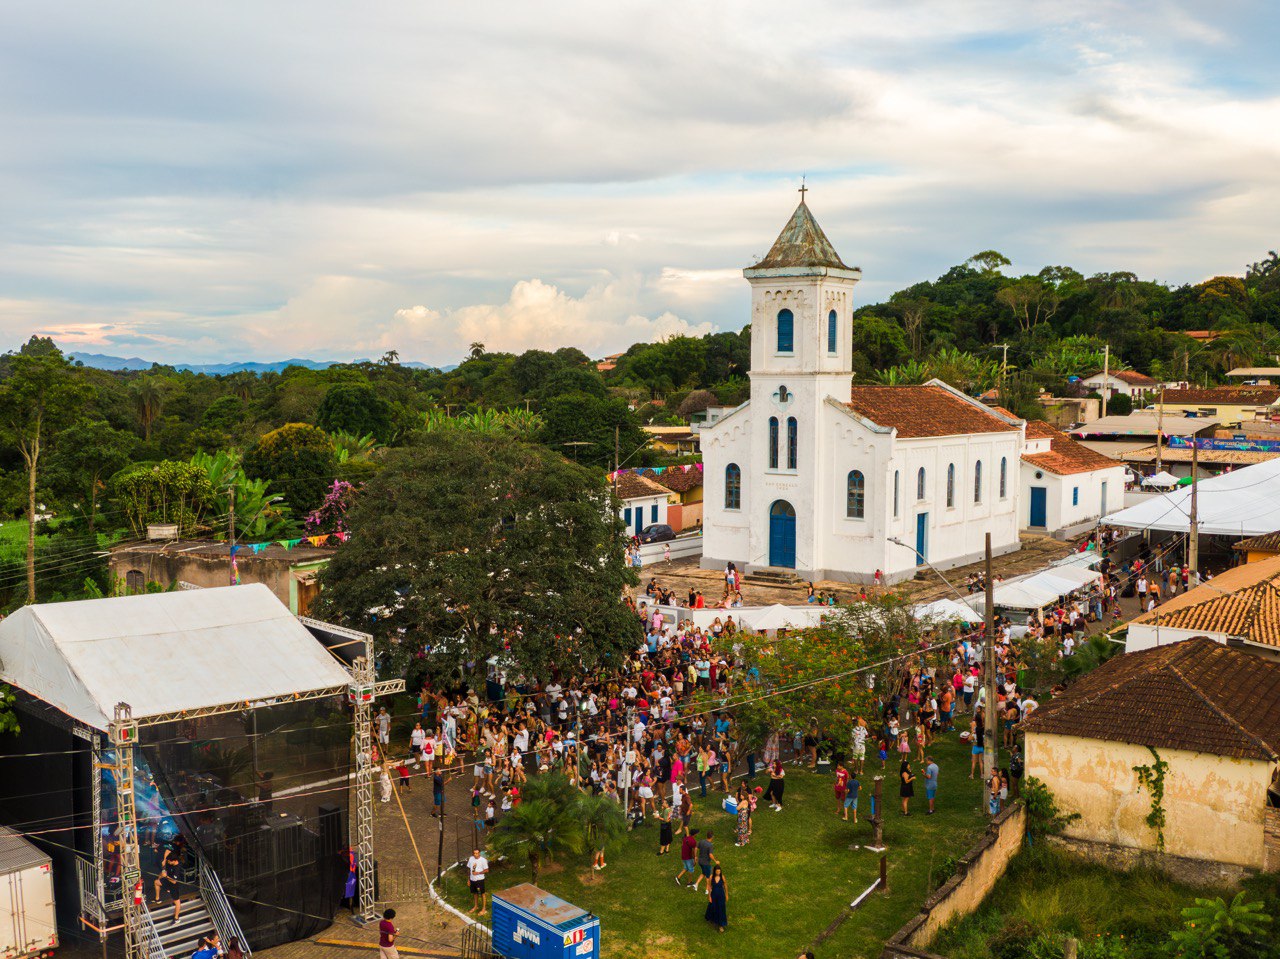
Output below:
[427,861,490,932]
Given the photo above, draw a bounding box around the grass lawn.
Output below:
[0,518,48,561]
[929,846,1265,959]
[440,733,991,959]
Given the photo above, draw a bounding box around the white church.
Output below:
[700,196,1028,585]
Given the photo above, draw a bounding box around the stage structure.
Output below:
[0,585,403,959]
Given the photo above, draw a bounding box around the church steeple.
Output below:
[747,193,851,272]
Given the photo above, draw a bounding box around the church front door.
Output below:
[768,500,797,568]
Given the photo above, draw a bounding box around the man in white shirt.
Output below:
[466,848,489,914]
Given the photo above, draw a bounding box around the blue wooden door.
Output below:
[1029,487,1047,528]
[914,512,928,565]
[768,500,796,568]
[635,508,644,536]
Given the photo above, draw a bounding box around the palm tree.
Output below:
[130,375,168,442]
[576,792,627,875]
[468,342,486,361]
[487,775,584,882]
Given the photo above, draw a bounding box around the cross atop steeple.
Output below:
[798,177,807,202]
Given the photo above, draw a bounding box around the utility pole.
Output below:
[995,343,1009,391]
[1155,386,1165,473]
[228,486,236,585]
[1188,440,1200,580]
[982,534,998,813]
[1101,344,1110,418]
[614,425,620,499]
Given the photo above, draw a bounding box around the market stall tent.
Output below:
[1104,457,1280,537]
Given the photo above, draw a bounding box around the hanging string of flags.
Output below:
[607,463,703,483]
[228,531,349,558]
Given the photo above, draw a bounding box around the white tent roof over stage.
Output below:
[0,584,353,731]
[1103,457,1280,538]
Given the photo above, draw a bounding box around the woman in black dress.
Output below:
[764,760,786,811]
[657,799,673,855]
[704,865,728,932]
[899,760,915,816]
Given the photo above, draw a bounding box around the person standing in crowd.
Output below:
[657,799,674,856]
[466,848,489,915]
[924,756,939,815]
[899,760,915,816]
[851,717,868,775]
[733,784,751,847]
[694,830,718,893]
[377,707,391,747]
[764,760,786,812]
[704,865,728,933]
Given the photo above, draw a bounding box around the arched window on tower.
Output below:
[946,463,956,507]
[786,417,798,470]
[768,417,779,469]
[777,309,794,353]
[725,463,741,510]
[846,470,865,519]
[917,467,926,501]
[974,460,983,504]
[827,310,838,354]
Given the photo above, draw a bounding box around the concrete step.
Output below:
[743,567,803,586]
[145,897,215,958]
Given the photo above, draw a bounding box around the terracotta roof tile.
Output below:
[845,384,1020,438]
[1134,580,1280,647]
[1236,532,1280,553]
[639,467,702,493]
[1085,369,1158,386]
[612,472,672,501]
[1023,637,1280,760]
[1021,421,1124,475]
[1161,387,1280,405]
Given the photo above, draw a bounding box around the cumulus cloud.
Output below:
[0,0,1276,363]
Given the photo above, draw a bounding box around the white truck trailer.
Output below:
[0,826,57,959]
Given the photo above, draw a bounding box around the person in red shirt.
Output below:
[833,764,850,817]
[675,828,700,887]
[378,908,398,959]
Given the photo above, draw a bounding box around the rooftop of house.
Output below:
[845,383,1021,439]
[1022,636,1280,761]
[612,471,673,501]
[1067,414,1218,438]
[1160,387,1280,406]
[638,466,703,493]
[1083,369,1158,386]
[1236,532,1280,554]
[1021,421,1125,475]
[109,538,335,564]
[746,198,854,272]
[1122,444,1280,466]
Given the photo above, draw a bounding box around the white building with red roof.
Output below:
[1021,421,1128,535]
[699,196,1026,584]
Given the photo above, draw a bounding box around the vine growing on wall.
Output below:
[1133,746,1169,852]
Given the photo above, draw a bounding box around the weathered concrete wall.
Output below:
[1044,834,1254,887]
[881,803,1026,959]
[1026,732,1272,869]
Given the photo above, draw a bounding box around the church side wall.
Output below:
[700,409,753,571]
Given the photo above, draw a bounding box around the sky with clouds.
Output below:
[1,1,1277,366]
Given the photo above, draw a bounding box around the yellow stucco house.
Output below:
[1024,638,1280,883]
[1155,386,1280,427]
[1236,531,1280,565]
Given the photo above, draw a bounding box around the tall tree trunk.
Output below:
[25,443,38,605]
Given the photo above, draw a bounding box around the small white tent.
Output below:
[0,584,354,730]
[913,598,983,625]
[1141,471,1179,488]
[740,604,826,632]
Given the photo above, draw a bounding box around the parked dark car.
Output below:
[638,523,675,544]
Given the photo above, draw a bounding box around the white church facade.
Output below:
[700,197,1025,584]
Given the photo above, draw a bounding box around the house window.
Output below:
[1072,486,1080,506]
[893,470,900,518]
[827,310,838,354]
[786,417,798,470]
[651,504,658,523]
[999,457,1008,499]
[917,467,926,501]
[974,460,983,504]
[768,417,779,469]
[946,463,956,507]
[725,463,741,510]
[623,507,632,527]
[847,470,866,519]
[777,309,794,353]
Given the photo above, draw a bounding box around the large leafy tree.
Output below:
[0,341,93,602]
[538,393,648,470]
[316,430,640,680]
[45,418,137,533]
[315,383,394,442]
[243,423,337,515]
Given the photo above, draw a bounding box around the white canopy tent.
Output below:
[1103,457,1280,537]
[969,566,1103,613]
[912,597,983,625]
[1141,470,1179,488]
[739,603,828,632]
[0,583,354,730]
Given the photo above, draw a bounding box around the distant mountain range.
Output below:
[66,351,447,374]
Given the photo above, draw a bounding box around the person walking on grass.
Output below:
[704,865,728,933]
[924,756,939,815]
[675,829,699,887]
[899,760,915,816]
[845,769,860,822]
[693,830,719,893]
[765,760,786,811]
[833,763,850,817]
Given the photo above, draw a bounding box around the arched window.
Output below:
[786,417,798,470]
[125,569,145,593]
[946,463,956,507]
[776,309,794,353]
[768,417,779,469]
[999,457,1008,499]
[827,310,838,354]
[917,467,926,501]
[725,463,741,510]
[974,460,983,504]
[893,470,900,518]
[847,470,866,519]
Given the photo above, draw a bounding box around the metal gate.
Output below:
[461,922,497,959]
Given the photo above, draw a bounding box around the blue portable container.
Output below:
[491,884,601,959]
